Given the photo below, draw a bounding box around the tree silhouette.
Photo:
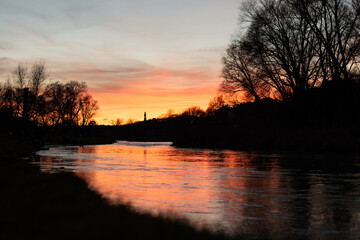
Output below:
[12,63,27,88]
[80,94,99,126]
[221,0,360,100]
[181,106,205,117]
[0,82,15,114]
[221,40,270,101]
[126,118,135,125]
[294,0,360,82]
[206,94,226,114]
[44,81,98,126]
[111,118,124,126]
[0,62,98,126]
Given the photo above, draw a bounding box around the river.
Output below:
[34,141,360,239]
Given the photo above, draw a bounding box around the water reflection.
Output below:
[35,142,360,239]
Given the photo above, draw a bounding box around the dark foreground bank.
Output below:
[0,136,237,240]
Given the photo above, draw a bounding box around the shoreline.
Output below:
[1,136,233,240]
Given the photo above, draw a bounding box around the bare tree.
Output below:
[294,0,360,82]
[158,108,177,119]
[111,118,124,126]
[221,40,270,101]
[165,108,176,118]
[3,61,99,126]
[25,61,49,122]
[29,61,47,95]
[44,81,98,126]
[0,81,15,114]
[126,118,135,124]
[181,106,205,117]
[243,0,323,98]
[206,94,226,114]
[221,0,360,100]
[9,64,28,117]
[43,82,65,125]
[63,81,87,125]
[80,94,99,126]
[12,63,28,88]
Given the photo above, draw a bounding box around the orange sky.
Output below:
[84,65,221,123]
[92,84,218,123]
[0,0,241,124]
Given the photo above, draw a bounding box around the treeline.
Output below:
[0,62,98,127]
[115,80,360,152]
[111,105,214,126]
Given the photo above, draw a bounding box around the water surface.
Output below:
[35,141,360,239]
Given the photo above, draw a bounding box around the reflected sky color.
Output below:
[0,0,241,123]
[36,142,360,239]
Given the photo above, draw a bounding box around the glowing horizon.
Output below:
[0,0,241,124]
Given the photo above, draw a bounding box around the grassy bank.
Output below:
[0,135,234,240]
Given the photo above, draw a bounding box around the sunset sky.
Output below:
[0,0,241,124]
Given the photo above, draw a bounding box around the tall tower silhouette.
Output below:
[144,112,147,121]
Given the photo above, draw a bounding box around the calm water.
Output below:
[35,141,360,239]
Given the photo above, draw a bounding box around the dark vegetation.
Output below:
[1,61,98,127]
[171,83,360,152]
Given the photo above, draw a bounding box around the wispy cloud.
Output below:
[0,57,17,76]
[49,58,219,91]
[192,47,226,53]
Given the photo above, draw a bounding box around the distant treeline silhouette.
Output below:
[113,80,360,152]
[0,61,98,127]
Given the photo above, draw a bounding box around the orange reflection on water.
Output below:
[35,143,360,238]
[70,145,291,234]
[78,145,217,222]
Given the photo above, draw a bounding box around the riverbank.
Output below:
[0,135,235,240]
